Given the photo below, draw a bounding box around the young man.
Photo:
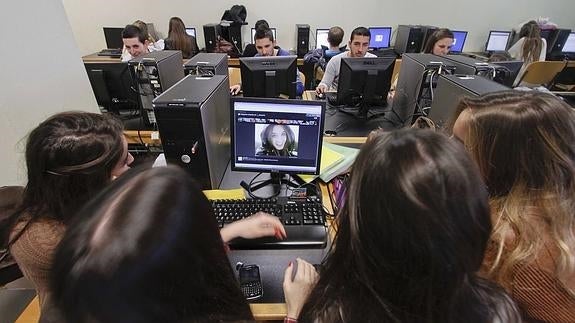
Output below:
[120,25,150,62]
[304,26,345,69]
[316,27,376,94]
[230,28,304,96]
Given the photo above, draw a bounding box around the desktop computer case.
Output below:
[394,25,436,54]
[393,53,457,126]
[184,53,228,76]
[204,24,221,53]
[128,50,185,124]
[152,75,230,190]
[429,74,509,128]
[296,24,310,58]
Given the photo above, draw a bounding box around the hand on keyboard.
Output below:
[220,212,287,243]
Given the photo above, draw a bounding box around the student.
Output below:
[304,26,345,71]
[316,27,376,94]
[256,124,297,157]
[50,166,256,322]
[422,28,454,56]
[120,23,163,62]
[0,112,134,321]
[507,21,547,86]
[243,19,270,57]
[164,17,199,59]
[283,128,520,322]
[230,28,304,96]
[450,90,575,322]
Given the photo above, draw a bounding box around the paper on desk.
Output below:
[203,188,246,200]
[299,144,344,183]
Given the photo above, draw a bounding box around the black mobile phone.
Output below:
[238,264,263,300]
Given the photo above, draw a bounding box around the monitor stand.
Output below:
[244,172,306,194]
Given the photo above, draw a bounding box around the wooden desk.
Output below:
[228,57,304,67]
[82,52,122,63]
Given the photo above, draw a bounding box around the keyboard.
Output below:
[98,48,122,57]
[212,197,327,249]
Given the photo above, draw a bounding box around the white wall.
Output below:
[0,0,99,185]
[63,0,575,55]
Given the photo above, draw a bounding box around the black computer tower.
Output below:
[547,29,572,60]
[296,24,310,58]
[203,24,221,52]
[429,74,509,128]
[393,53,457,126]
[226,24,243,53]
[184,53,228,76]
[152,75,230,190]
[394,25,436,55]
[128,50,185,125]
[443,55,523,87]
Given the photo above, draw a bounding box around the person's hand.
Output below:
[283,258,318,319]
[230,84,241,96]
[315,84,327,94]
[220,212,286,243]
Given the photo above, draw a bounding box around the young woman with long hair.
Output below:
[164,17,199,59]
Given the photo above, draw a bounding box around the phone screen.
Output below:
[239,265,260,283]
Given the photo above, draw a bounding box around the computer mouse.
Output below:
[316,92,326,100]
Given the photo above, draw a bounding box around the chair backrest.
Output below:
[228,67,241,87]
[519,61,568,87]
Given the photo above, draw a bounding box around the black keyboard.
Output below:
[212,197,327,249]
[98,49,122,57]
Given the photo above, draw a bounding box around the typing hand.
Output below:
[283,258,318,319]
[315,84,327,95]
[230,84,241,96]
[220,212,286,243]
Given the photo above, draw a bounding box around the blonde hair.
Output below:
[453,90,575,296]
[132,20,155,43]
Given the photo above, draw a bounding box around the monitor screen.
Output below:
[239,56,297,99]
[450,30,468,53]
[103,27,124,49]
[336,57,395,109]
[251,28,277,43]
[368,27,392,49]
[562,32,575,53]
[231,97,325,175]
[486,31,511,52]
[84,62,140,113]
[185,27,196,38]
[316,28,330,49]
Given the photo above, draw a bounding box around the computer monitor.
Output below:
[316,28,330,49]
[231,97,325,178]
[368,27,392,49]
[251,27,277,43]
[185,27,196,38]
[562,32,575,53]
[336,57,395,117]
[239,56,297,99]
[103,27,124,49]
[485,30,511,52]
[450,30,468,53]
[84,62,140,113]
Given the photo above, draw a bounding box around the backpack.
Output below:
[221,5,247,25]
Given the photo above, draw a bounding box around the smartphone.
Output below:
[238,264,263,300]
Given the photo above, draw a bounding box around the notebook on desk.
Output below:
[98,48,122,58]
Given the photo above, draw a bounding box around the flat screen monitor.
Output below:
[316,28,330,49]
[185,27,196,38]
[450,30,468,53]
[239,56,297,99]
[562,32,575,53]
[103,27,124,49]
[368,27,392,49]
[486,30,511,52]
[84,62,140,113]
[251,27,277,43]
[231,97,325,175]
[336,57,395,116]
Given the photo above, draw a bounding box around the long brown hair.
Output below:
[167,17,193,58]
[299,128,519,322]
[423,28,454,53]
[519,21,543,62]
[451,90,575,295]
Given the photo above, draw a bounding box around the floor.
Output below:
[0,278,35,323]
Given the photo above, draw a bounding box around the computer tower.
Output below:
[429,74,509,129]
[296,24,310,58]
[226,24,243,54]
[128,50,185,125]
[184,53,228,76]
[443,55,523,87]
[394,25,436,55]
[203,24,221,52]
[547,29,572,60]
[152,75,230,190]
[393,53,457,126]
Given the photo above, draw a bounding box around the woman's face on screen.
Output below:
[270,125,287,150]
